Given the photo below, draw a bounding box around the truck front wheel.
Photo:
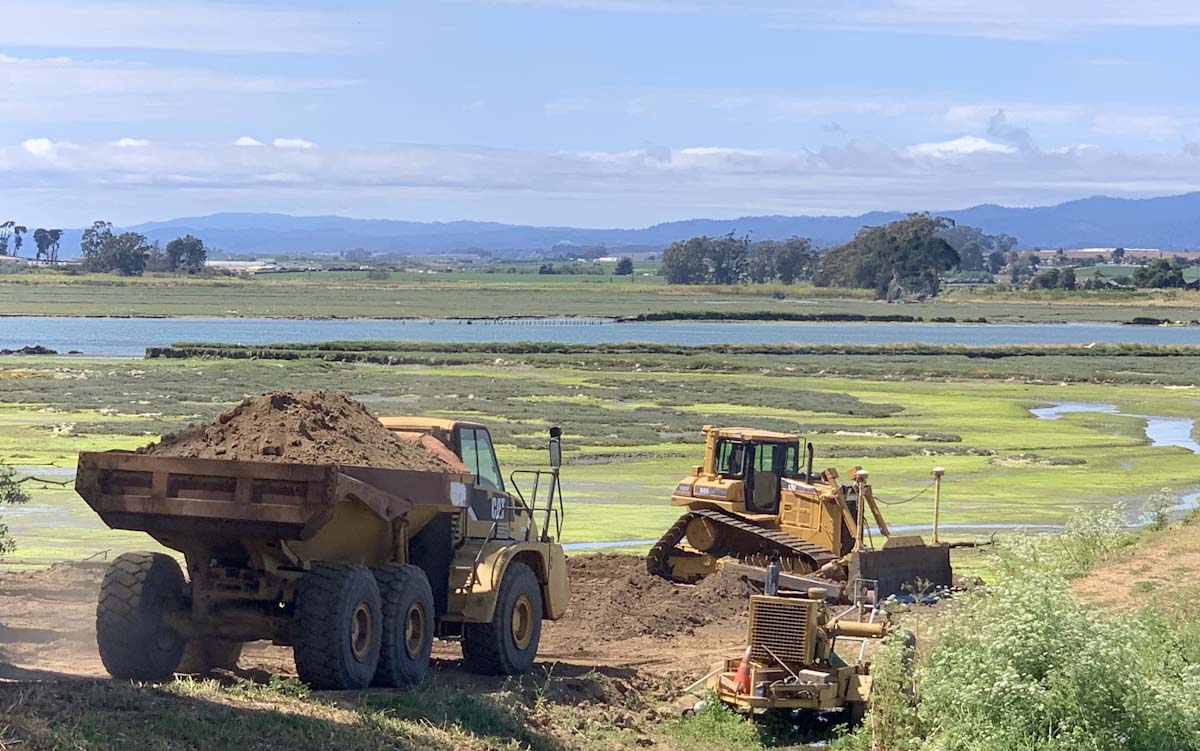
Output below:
[294,562,382,690]
[462,561,543,675]
[372,563,435,687]
[96,552,187,681]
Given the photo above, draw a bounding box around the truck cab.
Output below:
[377,416,569,648]
[378,417,519,537]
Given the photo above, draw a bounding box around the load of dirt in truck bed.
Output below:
[562,554,757,640]
[141,390,454,471]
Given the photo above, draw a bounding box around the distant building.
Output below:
[204,260,282,274]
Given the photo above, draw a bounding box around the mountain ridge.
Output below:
[45,192,1200,258]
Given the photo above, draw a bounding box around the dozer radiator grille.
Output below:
[747,595,817,665]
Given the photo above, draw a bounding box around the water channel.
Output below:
[5,317,1200,357]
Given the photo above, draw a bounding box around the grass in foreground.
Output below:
[0,667,695,751]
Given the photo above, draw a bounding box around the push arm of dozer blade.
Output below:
[862,485,890,538]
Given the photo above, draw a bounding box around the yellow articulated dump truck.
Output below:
[76,417,568,690]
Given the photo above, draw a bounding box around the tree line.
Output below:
[0,222,65,261]
[660,235,816,286]
[0,219,209,275]
[79,221,207,276]
[660,214,957,298]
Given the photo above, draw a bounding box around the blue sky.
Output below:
[1,0,1199,227]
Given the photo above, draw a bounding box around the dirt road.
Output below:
[0,554,751,683]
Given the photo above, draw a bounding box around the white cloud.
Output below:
[21,137,77,160]
[478,0,1200,39]
[0,1,373,53]
[0,53,355,124]
[233,137,266,147]
[112,138,150,148]
[906,136,1019,159]
[273,138,319,150]
[2,137,1199,225]
[1091,113,1182,140]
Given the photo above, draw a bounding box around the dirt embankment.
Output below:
[141,389,453,471]
[1072,517,1200,614]
[560,554,755,641]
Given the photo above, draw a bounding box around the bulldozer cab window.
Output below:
[783,444,801,478]
[715,440,746,478]
[458,428,505,492]
[746,442,789,514]
[751,442,797,474]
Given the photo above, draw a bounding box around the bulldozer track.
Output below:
[646,508,839,584]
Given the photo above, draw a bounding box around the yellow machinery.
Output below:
[77,418,568,690]
[707,591,889,719]
[648,425,951,601]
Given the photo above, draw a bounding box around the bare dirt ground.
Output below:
[0,554,753,685]
[1072,518,1200,613]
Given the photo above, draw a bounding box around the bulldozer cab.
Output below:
[713,435,803,515]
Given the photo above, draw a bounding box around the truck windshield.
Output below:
[459,428,505,491]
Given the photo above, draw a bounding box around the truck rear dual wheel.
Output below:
[294,562,383,690]
[372,563,435,687]
[96,552,188,682]
[462,561,543,675]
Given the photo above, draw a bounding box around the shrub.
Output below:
[1142,488,1175,531]
[1050,504,1130,577]
[915,568,1200,751]
[0,463,30,557]
[835,632,920,750]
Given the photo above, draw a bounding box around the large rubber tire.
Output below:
[372,564,435,688]
[96,552,187,681]
[461,561,543,675]
[293,562,382,690]
[178,639,244,675]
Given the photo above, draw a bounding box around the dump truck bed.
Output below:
[76,451,472,545]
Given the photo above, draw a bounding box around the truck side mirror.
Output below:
[549,427,562,469]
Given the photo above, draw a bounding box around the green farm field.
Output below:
[2,348,1198,569]
[2,271,1200,321]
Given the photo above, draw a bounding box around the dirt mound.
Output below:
[141,390,453,471]
[564,554,757,640]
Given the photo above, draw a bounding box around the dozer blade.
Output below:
[849,542,952,600]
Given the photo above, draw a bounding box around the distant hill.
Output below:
[49,192,1200,258]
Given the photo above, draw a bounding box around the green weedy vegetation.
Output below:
[665,693,766,750]
[839,511,1200,751]
[919,573,1200,751]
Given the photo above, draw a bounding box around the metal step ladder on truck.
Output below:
[76,418,569,689]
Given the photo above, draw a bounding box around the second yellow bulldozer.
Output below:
[647,425,951,601]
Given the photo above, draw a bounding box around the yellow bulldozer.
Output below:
[647,425,951,602]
